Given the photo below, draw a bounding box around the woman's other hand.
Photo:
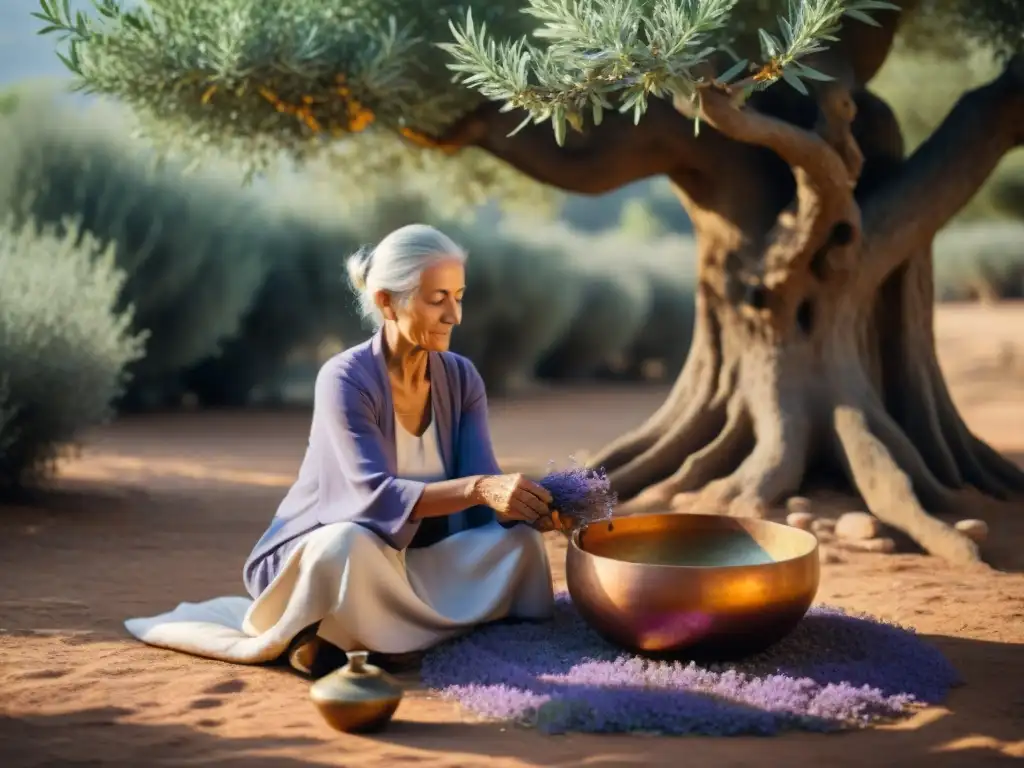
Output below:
[472,474,552,523]
[534,510,574,534]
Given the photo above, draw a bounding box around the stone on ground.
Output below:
[835,512,882,541]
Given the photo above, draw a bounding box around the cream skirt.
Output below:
[125,521,554,662]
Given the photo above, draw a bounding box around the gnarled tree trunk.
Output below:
[590,237,1024,564]
[442,10,1024,563]
[586,63,1024,564]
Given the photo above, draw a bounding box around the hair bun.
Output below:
[345,247,373,292]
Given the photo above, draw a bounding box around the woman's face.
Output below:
[378,257,465,352]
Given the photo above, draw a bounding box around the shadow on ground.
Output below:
[0,707,322,768]
[1,642,1022,768]
[0,406,1022,767]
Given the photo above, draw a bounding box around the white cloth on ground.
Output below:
[123,520,554,663]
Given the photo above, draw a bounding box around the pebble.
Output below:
[834,511,881,541]
[836,537,897,554]
[785,496,813,516]
[811,518,836,534]
[810,519,836,542]
[785,511,815,530]
[954,519,988,543]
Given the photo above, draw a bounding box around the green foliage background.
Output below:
[0,216,145,489]
[0,88,704,410]
[1,0,1023,490]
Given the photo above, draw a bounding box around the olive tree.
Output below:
[36,0,1024,562]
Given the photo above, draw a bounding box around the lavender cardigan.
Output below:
[242,329,509,598]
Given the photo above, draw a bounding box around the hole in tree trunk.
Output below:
[809,248,829,280]
[796,299,814,335]
[744,284,768,309]
[830,221,854,246]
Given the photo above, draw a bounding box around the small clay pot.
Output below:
[309,650,404,733]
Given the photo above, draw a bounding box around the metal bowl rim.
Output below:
[570,512,820,570]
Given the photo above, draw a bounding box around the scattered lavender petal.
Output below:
[421,593,960,736]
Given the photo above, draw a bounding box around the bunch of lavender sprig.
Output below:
[537,460,617,532]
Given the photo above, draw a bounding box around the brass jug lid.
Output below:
[309,651,403,704]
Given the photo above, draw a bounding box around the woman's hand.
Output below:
[534,510,576,535]
[472,474,552,523]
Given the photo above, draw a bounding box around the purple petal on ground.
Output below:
[421,593,960,736]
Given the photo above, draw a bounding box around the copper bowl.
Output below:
[566,513,820,660]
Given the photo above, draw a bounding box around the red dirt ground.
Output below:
[1,303,1022,767]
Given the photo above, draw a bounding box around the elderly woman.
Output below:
[241,224,556,675]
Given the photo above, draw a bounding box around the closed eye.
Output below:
[430,294,465,305]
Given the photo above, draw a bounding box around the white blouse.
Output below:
[394,409,446,482]
[392,407,453,548]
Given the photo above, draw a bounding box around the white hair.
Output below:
[346,223,467,328]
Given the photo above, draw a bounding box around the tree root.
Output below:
[587,305,719,475]
[833,403,981,564]
[657,350,813,519]
[861,392,964,514]
[587,353,703,475]
[607,375,726,501]
[619,395,752,515]
[894,254,965,489]
[970,436,1024,494]
[690,359,814,517]
[874,251,1022,502]
[928,355,1024,498]
[596,330,1016,562]
[672,397,754,495]
[897,359,964,488]
[670,413,808,518]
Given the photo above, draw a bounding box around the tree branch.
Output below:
[429,98,731,195]
[810,57,865,183]
[692,73,859,288]
[695,79,850,189]
[850,89,906,198]
[416,4,912,208]
[828,2,917,87]
[860,55,1024,288]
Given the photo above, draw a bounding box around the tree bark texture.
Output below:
[442,22,1024,563]
[584,57,1024,565]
